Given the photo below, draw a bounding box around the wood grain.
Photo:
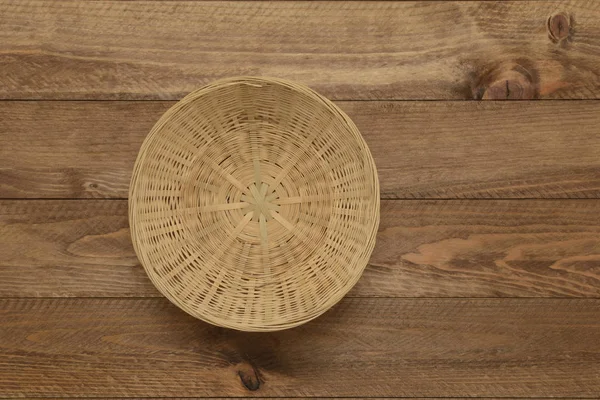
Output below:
[0,200,145,297]
[2,199,599,298]
[2,100,599,199]
[2,1,600,100]
[1,298,600,397]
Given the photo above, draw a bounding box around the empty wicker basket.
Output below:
[129,77,379,331]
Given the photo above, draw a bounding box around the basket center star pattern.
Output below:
[129,77,379,331]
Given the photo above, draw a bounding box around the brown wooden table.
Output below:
[1,1,599,398]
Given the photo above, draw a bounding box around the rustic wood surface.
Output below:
[2,100,600,199]
[2,298,600,397]
[1,199,599,298]
[2,1,600,100]
[1,0,600,397]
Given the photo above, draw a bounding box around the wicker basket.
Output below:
[129,77,379,331]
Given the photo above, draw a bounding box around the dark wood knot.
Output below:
[474,62,537,100]
[237,362,261,391]
[548,13,571,43]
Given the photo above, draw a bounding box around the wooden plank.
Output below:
[0,101,161,199]
[1,1,600,100]
[2,101,599,199]
[1,199,599,298]
[0,200,146,297]
[1,298,599,397]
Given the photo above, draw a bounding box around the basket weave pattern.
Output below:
[129,77,379,331]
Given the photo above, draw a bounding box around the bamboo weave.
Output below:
[129,77,379,331]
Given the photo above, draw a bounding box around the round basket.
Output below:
[129,77,379,331]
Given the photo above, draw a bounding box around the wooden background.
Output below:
[1,0,600,398]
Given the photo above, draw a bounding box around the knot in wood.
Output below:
[237,362,261,391]
[483,71,536,100]
[548,13,571,43]
[474,62,537,100]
